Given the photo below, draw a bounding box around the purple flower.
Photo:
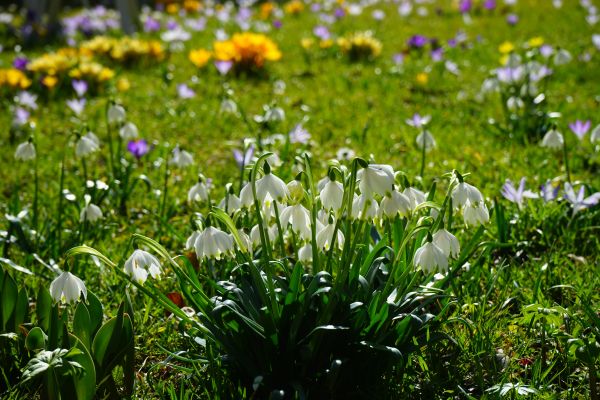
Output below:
[540,45,554,58]
[334,8,345,19]
[406,113,431,128]
[144,17,161,32]
[313,25,330,40]
[408,35,428,48]
[310,3,321,12]
[483,0,496,10]
[185,17,206,32]
[233,145,255,168]
[289,124,311,144]
[564,183,600,214]
[569,120,591,140]
[16,91,38,110]
[66,98,86,116]
[459,0,472,14]
[166,20,179,30]
[273,20,282,29]
[127,139,150,159]
[501,177,538,209]
[13,107,30,126]
[540,180,559,202]
[392,53,405,65]
[177,83,196,99]
[13,56,28,71]
[447,38,457,48]
[215,60,233,75]
[72,79,88,97]
[506,14,519,25]
[430,48,444,62]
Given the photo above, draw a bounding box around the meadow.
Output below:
[0,0,599,398]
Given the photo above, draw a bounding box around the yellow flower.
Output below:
[284,0,304,14]
[260,2,274,19]
[499,54,509,65]
[301,38,314,49]
[213,32,282,70]
[499,41,515,54]
[183,0,201,12]
[320,39,334,49]
[117,77,130,92]
[416,72,428,86]
[338,32,382,60]
[0,69,32,89]
[528,36,544,48]
[189,49,212,68]
[42,75,58,89]
[166,3,179,14]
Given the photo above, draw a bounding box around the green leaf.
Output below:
[86,291,104,336]
[25,326,47,351]
[36,286,53,332]
[1,271,18,331]
[68,335,97,400]
[73,302,92,350]
[13,287,29,331]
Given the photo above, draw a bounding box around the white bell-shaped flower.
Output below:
[316,222,344,251]
[119,122,139,140]
[298,243,313,263]
[280,204,312,240]
[107,103,126,125]
[413,241,448,274]
[287,179,304,203]
[379,190,412,218]
[415,130,436,151]
[256,165,289,202]
[80,194,103,222]
[590,125,600,144]
[169,146,194,168]
[403,187,427,210]
[75,135,100,158]
[233,229,253,254]
[124,249,162,285]
[541,128,563,150]
[50,271,87,304]
[351,194,379,220]
[250,224,277,247]
[240,182,255,208]
[185,231,199,250]
[432,229,460,258]
[358,164,395,197]
[194,226,234,260]
[320,178,344,212]
[463,200,490,226]
[188,180,209,203]
[219,194,241,214]
[451,182,483,209]
[15,140,36,161]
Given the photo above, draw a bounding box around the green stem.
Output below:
[562,136,571,184]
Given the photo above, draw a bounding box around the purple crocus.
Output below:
[289,124,311,144]
[408,35,428,48]
[13,107,30,126]
[144,16,161,32]
[177,83,196,99]
[540,180,559,203]
[72,79,88,97]
[127,139,150,159]
[406,113,431,128]
[506,14,519,25]
[233,145,255,168]
[430,48,444,62]
[483,0,496,10]
[334,8,345,19]
[392,53,405,65]
[459,0,472,14]
[13,56,29,71]
[215,60,233,76]
[166,20,179,30]
[66,98,86,116]
[501,178,538,209]
[564,183,600,214]
[273,20,282,29]
[313,25,330,40]
[569,120,591,140]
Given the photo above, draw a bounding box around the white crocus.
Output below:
[75,135,99,158]
[119,122,139,140]
[188,180,209,203]
[194,226,234,260]
[541,128,564,150]
[358,164,395,197]
[379,189,412,218]
[415,130,436,151]
[107,103,126,125]
[432,229,460,258]
[351,194,379,220]
[80,194,103,222]
[256,169,289,202]
[15,140,36,161]
[320,178,344,212]
[463,201,490,226]
[49,271,87,304]
[316,222,344,251]
[169,146,194,168]
[413,241,448,274]
[451,182,483,209]
[124,249,162,285]
[280,204,312,240]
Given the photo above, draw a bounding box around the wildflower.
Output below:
[188,178,209,203]
[298,243,312,263]
[416,72,429,85]
[591,125,600,144]
[219,192,242,214]
[541,128,564,149]
[501,178,539,209]
[452,181,483,209]
[256,163,289,202]
[463,201,489,226]
[119,122,139,140]
[170,146,194,168]
[289,123,311,144]
[337,31,382,60]
[358,164,395,197]
[280,204,312,239]
[408,35,428,48]
[414,238,448,273]
[214,60,233,75]
[379,189,412,218]
[499,41,515,54]
[15,139,36,161]
[72,80,88,97]
[316,221,344,250]
[406,113,431,129]
[194,226,234,260]
[569,120,591,140]
[177,84,196,99]
[213,32,282,70]
[416,130,436,151]
[528,36,544,48]
[540,180,559,202]
[336,147,355,161]
[233,145,255,169]
[287,179,304,203]
[506,14,518,25]
[124,249,162,285]
[75,135,99,158]
[351,194,379,220]
[403,187,427,210]
[250,224,277,246]
[50,271,87,304]
[127,139,149,159]
[108,103,126,125]
[432,229,460,258]
[188,49,211,68]
[80,194,103,222]
[66,98,86,116]
[320,177,344,212]
[563,183,600,214]
[553,48,572,65]
[117,78,130,92]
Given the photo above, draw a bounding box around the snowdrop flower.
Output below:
[506,97,524,111]
[219,193,241,214]
[403,187,427,210]
[336,147,356,161]
[320,177,344,212]
[119,122,139,140]
[188,178,209,203]
[563,183,600,214]
[591,125,600,144]
[221,99,238,115]
[501,178,539,209]
[240,182,255,208]
[280,204,312,239]
[170,146,194,168]
[379,189,412,218]
[416,130,436,151]
[107,103,126,125]
[186,231,199,250]
[75,135,99,158]
[287,179,304,203]
[50,271,87,304]
[541,128,564,149]
[316,221,344,250]
[234,229,253,254]
[124,249,162,285]
[463,201,489,226]
[256,163,289,202]
[250,224,277,246]
[553,48,572,65]
[233,145,255,169]
[413,239,448,273]
[569,120,591,141]
[432,229,460,258]
[351,194,379,220]
[194,226,234,260]
[298,243,313,263]
[264,106,285,122]
[358,164,395,197]
[14,139,36,161]
[80,194,103,222]
[451,181,483,209]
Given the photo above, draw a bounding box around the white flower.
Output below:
[358,164,395,197]
[220,99,238,114]
[590,125,600,144]
[287,180,304,203]
[124,249,162,285]
[188,181,209,203]
[320,179,344,212]
[553,49,572,65]
[108,103,126,125]
[432,229,460,258]
[403,187,427,209]
[298,243,312,263]
[169,146,194,168]
[233,229,253,254]
[80,194,103,222]
[119,122,139,140]
[451,182,483,209]
[250,224,277,246]
[379,190,411,218]
[413,241,448,273]
[219,194,241,214]
[316,222,344,251]
[415,130,436,151]
[186,231,199,250]
[50,271,87,304]
[280,204,312,239]
[351,194,379,220]
[463,201,489,226]
[541,129,564,149]
[194,226,234,260]
[15,140,36,161]
[75,135,99,158]
[240,182,255,208]
[256,170,289,202]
